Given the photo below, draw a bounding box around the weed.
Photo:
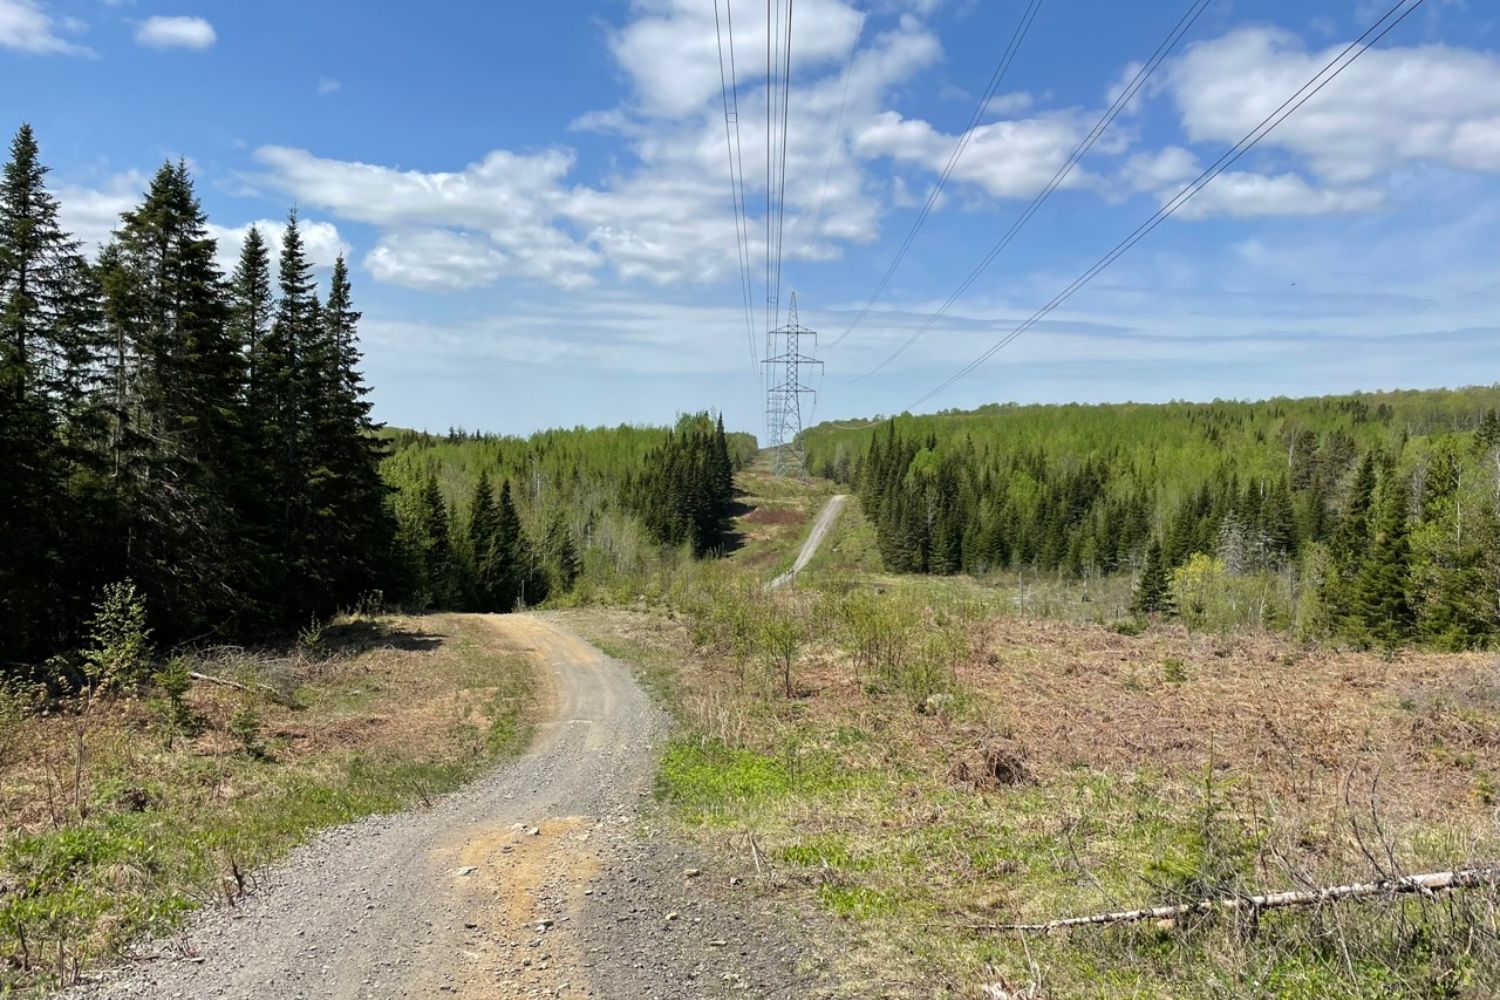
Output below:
[1162,658,1189,684]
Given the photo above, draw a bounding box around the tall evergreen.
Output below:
[467,470,504,611]
[1132,540,1172,617]
[0,124,72,658]
[105,160,246,636]
[1352,474,1414,650]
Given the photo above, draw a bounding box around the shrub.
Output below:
[229,706,267,759]
[82,581,153,691]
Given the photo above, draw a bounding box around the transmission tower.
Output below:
[762,293,822,476]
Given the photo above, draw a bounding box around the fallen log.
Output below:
[966,868,1500,934]
[188,671,299,708]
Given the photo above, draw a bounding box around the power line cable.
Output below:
[854,0,1215,378]
[827,0,1047,348]
[908,0,1429,410]
[714,0,761,386]
[770,0,795,332]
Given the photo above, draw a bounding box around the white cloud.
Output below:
[135,15,215,50]
[1165,27,1500,184]
[608,0,865,118]
[365,230,509,292]
[55,171,147,251]
[317,76,341,96]
[983,91,1034,117]
[252,7,945,292]
[854,109,1097,200]
[210,219,348,275]
[1172,171,1387,219]
[0,0,91,55]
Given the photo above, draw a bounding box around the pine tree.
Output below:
[229,225,274,403]
[419,473,457,608]
[0,123,71,659]
[467,470,502,610]
[101,160,247,637]
[1132,540,1173,618]
[543,510,580,594]
[1351,473,1414,650]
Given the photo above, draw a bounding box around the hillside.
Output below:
[803,386,1500,649]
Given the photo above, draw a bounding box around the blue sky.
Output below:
[3,0,1499,438]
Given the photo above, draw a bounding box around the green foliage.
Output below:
[382,411,753,614]
[1132,540,1173,618]
[151,657,197,747]
[83,580,152,689]
[0,125,392,680]
[228,705,267,760]
[808,391,1500,650]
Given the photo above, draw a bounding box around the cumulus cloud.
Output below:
[608,0,864,118]
[210,219,348,275]
[55,171,147,251]
[1164,27,1500,184]
[0,0,91,55]
[135,15,215,50]
[252,5,942,292]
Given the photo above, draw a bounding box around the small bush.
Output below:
[297,616,329,660]
[1163,658,1189,684]
[228,705,267,759]
[83,580,153,690]
[150,658,198,747]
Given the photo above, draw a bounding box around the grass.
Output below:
[0,613,538,994]
[559,499,1500,1000]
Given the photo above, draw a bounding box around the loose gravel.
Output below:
[63,616,832,1000]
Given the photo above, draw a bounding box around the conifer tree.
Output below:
[1132,540,1172,617]
[1352,473,1414,650]
[0,123,71,657]
[230,225,274,402]
[467,470,502,610]
[106,160,247,635]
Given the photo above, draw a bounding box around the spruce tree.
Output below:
[1351,474,1414,650]
[0,123,70,659]
[467,471,502,611]
[101,160,247,636]
[1132,540,1173,618]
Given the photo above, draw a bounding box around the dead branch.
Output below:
[965,868,1500,934]
[188,671,299,708]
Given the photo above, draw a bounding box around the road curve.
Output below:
[769,495,848,590]
[69,615,823,999]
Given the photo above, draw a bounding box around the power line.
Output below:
[802,4,862,267]
[909,0,1430,410]
[714,0,760,386]
[827,0,1047,349]
[854,0,1215,379]
[770,0,795,333]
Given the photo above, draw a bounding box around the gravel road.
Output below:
[769,495,848,590]
[66,615,831,1000]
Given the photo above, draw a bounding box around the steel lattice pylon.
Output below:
[762,293,822,476]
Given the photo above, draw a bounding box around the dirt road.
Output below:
[769,494,848,590]
[71,615,824,999]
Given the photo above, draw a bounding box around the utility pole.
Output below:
[762,293,822,476]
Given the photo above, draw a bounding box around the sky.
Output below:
[2,0,1499,439]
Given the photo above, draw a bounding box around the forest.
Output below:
[0,123,746,681]
[380,415,751,612]
[803,389,1500,649]
[0,123,389,675]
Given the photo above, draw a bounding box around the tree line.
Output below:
[810,391,1500,649]
[384,413,747,609]
[0,124,388,676]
